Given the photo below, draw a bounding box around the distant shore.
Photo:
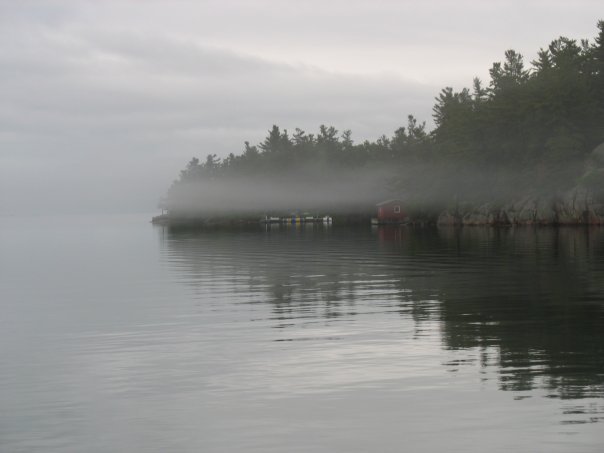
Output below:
[151,212,374,227]
[151,197,604,228]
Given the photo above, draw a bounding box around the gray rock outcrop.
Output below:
[437,189,604,226]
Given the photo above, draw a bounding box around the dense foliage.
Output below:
[167,21,604,209]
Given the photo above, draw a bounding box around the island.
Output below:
[154,21,604,227]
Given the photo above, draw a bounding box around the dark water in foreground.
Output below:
[1,215,604,452]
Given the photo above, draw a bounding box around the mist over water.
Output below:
[166,167,395,215]
[163,159,594,218]
[2,215,603,452]
[2,4,604,453]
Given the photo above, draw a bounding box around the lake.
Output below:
[1,214,603,452]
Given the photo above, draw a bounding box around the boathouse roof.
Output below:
[376,199,403,207]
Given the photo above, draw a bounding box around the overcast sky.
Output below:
[1,0,602,214]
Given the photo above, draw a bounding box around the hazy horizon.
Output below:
[1,0,602,215]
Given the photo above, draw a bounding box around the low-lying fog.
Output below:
[164,160,590,216]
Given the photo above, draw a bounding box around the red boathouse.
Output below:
[375,199,407,224]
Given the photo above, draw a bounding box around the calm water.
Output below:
[1,214,604,452]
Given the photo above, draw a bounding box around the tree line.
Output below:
[167,21,604,208]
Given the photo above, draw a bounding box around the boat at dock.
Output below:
[260,215,332,224]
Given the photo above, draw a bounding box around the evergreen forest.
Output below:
[164,21,604,218]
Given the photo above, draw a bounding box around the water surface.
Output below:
[1,215,603,452]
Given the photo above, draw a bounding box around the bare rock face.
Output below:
[585,199,604,225]
[516,199,537,224]
[556,188,604,225]
[591,142,604,166]
[436,143,604,226]
[462,206,489,225]
[486,210,499,225]
[436,189,604,226]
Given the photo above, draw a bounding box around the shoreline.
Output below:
[151,213,604,228]
[153,189,604,228]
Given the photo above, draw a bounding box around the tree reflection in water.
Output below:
[159,224,604,405]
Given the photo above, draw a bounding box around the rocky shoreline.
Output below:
[437,190,604,226]
[152,190,604,228]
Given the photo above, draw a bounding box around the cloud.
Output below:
[0,22,435,214]
[0,1,601,214]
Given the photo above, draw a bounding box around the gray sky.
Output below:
[1,0,602,214]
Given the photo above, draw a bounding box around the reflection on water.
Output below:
[161,225,604,406]
[1,216,604,452]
